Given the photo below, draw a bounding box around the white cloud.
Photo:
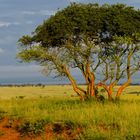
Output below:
[126,0,140,3]
[22,11,36,15]
[0,21,10,27]
[0,21,20,28]
[39,10,56,16]
[22,10,56,16]
[68,0,81,2]
[0,48,4,53]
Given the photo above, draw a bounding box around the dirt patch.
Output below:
[51,122,82,140]
[0,118,82,140]
[0,117,20,140]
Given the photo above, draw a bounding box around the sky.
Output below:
[0,0,140,84]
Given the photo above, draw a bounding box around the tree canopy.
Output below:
[17,3,140,101]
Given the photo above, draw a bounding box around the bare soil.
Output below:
[0,117,82,140]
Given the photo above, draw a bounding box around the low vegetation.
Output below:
[0,86,139,139]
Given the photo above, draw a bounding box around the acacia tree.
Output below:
[17,3,140,100]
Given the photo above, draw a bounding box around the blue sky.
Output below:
[0,0,140,83]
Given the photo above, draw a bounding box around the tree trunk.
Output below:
[85,64,95,97]
[63,66,85,100]
[108,81,117,100]
[116,51,132,99]
[89,72,95,97]
[116,78,131,98]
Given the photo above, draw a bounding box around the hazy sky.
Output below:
[0,0,140,80]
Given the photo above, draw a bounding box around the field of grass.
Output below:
[0,85,140,139]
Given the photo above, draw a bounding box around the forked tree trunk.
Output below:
[108,81,118,100]
[116,51,132,99]
[116,78,131,98]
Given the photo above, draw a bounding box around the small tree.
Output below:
[17,3,140,100]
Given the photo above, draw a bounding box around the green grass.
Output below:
[0,85,140,139]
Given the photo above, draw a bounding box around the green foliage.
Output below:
[17,119,46,136]
[18,35,33,47]
[18,3,140,48]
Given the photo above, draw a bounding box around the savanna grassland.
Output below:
[0,85,140,140]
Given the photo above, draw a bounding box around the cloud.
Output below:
[0,21,20,28]
[126,0,140,3]
[0,48,4,53]
[0,21,10,27]
[39,10,56,16]
[22,10,56,16]
[68,0,81,2]
[22,11,36,15]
